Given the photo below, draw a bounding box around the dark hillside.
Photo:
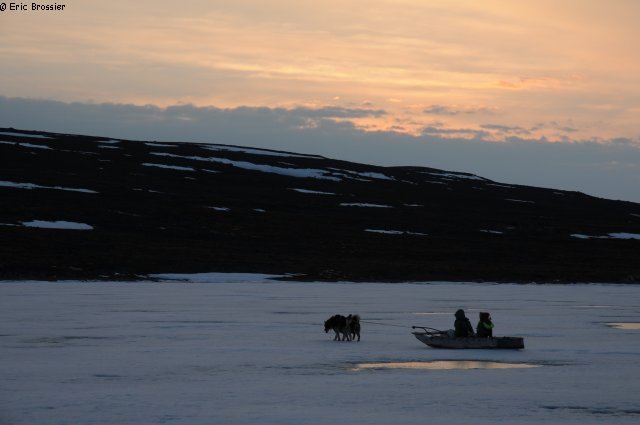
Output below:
[1,128,639,282]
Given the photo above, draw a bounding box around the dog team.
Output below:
[324,314,361,341]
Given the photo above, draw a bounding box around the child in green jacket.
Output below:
[477,312,494,337]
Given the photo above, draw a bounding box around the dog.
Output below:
[324,315,350,341]
[346,314,361,341]
[324,314,361,341]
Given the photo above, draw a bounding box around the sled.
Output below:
[411,326,524,349]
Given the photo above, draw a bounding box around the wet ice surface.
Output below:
[352,361,539,370]
[1,281,639,425]
[606,322,640,330]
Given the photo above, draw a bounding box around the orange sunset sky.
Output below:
[1,0,639,201]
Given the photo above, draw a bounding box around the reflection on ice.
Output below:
[352,361,539,371]
[607,323,640,330]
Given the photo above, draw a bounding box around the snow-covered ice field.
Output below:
[1,279,639,424]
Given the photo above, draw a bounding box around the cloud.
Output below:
[530,121,581,134]
[494,75,584,90]
[421,126,490,139]
[480,124,531,135]
[1,96,639,203]
[423,105,495,116]
[162,104,387,120]
[287,106,387,119]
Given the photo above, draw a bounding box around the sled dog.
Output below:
[324,314,361,341]
[347,314,361,341]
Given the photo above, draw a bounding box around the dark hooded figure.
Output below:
[454,309,475,337]
[477,312,494,337]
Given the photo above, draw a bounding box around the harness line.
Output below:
[359,320,412,329]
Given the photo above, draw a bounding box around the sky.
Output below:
[1,0,639,202]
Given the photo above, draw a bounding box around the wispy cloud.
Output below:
[530,121,581,134]
[493,75,584,90]
[480,124,531,135]
[423,105,496,116]
[421,126,490,139]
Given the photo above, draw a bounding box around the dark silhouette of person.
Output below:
[454,309,475,337]
[476,312,494,337]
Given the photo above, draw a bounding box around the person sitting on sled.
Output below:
[454,309,475,337]
[476,312,495,337]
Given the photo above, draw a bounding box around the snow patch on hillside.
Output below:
[149,272,281,283]
[0,131,52,139]
[506,198,536,204]
[424,171,487,181]
[572,232,640,240]
[0,181,97,194]
[146,142,178,148]
[20,220,93,230]
[487,183,515,189]
[290,188,336,195]
[327,167,395,181]
[142,163,195,171]
[341,203,393,208]
[203,145,322,159]
[365,229,427,236]
[17,142,52,150]
[150,152,341,181]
